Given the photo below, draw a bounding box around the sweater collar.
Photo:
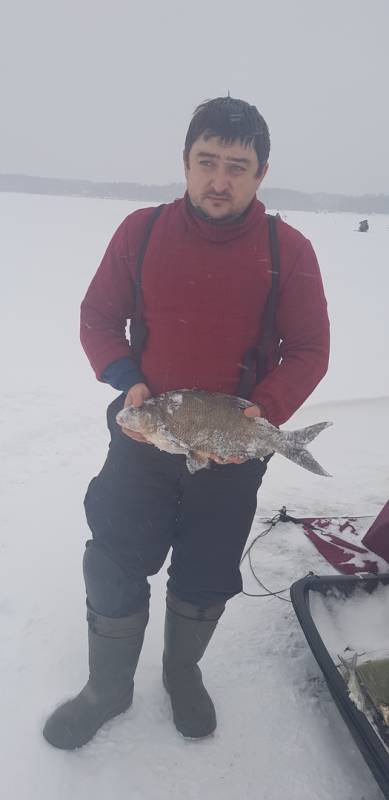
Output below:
[181,191,267,243]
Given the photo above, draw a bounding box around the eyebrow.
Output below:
[196,151,251,165]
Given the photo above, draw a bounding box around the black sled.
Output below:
[291,573,389,798]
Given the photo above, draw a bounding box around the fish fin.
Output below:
[146,424,188,455]
[285,421,333,447]
[186,452,211,474]
[275,421,332,477]
[339,652,358,675]
[236,397,255,410]
[281,447,331,477]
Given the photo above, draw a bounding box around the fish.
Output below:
[116,389,332,476]
[338,653,366,712]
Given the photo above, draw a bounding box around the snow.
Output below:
[1,192,389,799]
[311,584,389,663]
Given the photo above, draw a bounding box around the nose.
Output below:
[209,169,230,194]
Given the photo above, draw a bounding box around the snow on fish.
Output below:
[116,389,332,476]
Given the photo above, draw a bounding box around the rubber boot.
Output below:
[162,591,225,739]
[43,604,149,749]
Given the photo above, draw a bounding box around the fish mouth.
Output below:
[116,407,141,431]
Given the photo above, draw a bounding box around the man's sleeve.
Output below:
[80,211,151,382]
[250,240,330,426]
[100,356,145,393]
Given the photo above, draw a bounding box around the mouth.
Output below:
[206,196,230,202]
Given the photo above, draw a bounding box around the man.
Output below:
[43,97,329,749]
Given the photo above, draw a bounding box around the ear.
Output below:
[257,162,269,187]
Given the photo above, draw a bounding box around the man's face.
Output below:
[184,134,268,220]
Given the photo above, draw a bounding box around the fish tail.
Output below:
[276,421,332,477]
[287,421,333,447]
[284,448,332,477]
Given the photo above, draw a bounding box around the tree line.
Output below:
[1,173,388,214]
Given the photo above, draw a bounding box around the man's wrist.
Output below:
[101,357,145,393]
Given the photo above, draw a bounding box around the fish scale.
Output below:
[161,392,260,456]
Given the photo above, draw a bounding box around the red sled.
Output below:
[362,500,389,563]
[280,501,389,575]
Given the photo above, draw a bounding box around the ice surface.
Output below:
[0,194,388,800]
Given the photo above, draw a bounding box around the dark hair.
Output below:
[184,96,270,175]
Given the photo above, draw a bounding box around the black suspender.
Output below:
[130,208,280,399]
[237,214,280,398]
[129,204,165,362]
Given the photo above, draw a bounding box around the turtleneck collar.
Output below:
[181,191,266,243]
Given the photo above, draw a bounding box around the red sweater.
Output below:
[80,194,329,426]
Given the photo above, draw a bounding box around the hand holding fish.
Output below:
[121,383,151,442]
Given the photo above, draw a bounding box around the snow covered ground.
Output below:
[311,582,389,665]
[1,192,389,799]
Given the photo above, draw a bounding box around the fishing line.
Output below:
[240,511,292,602]
[240,506,375,603]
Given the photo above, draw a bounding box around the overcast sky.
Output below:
[2,0,388,195]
